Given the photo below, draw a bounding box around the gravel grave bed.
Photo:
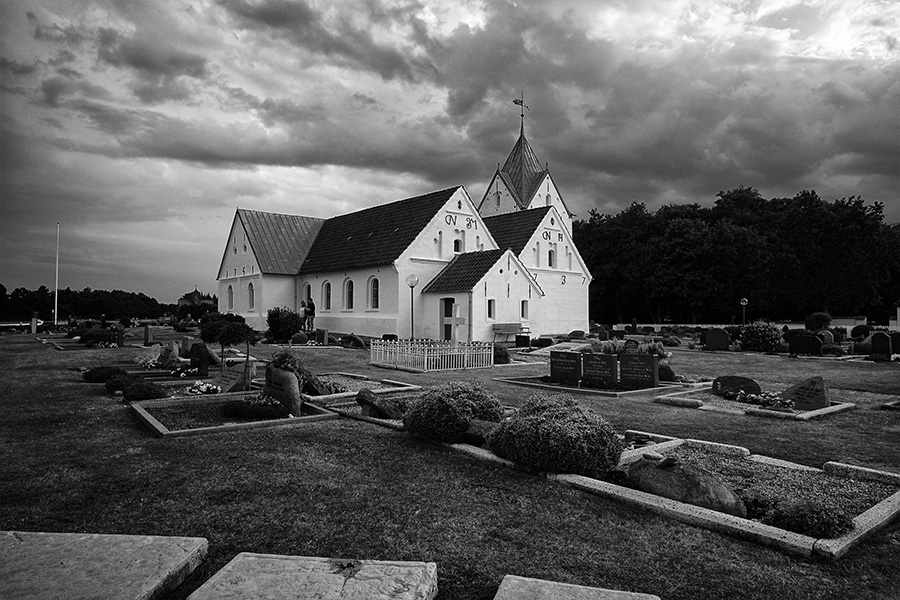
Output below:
[316,374,390,394]
[686,390,801,413]
[667,445,899,518]
[144,400,323,431]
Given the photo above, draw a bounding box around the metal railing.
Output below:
[370,339,495,372]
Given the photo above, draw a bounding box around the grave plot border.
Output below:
[301,373,421,406]
[653,386,856,420]
[442,433,900,561]
[492,376,686,398]
[130,395,338,438]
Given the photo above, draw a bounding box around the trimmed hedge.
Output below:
[740,321,783,352]
[83,366,127,383]
[489,394,624,477]
[122,380,167,401]
[403,381,503,442]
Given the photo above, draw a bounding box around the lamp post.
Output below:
[740,298,748,326]
[405,274,419,339]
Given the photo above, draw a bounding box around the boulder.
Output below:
[658,364,676,382]
[711,375,761,398]
[627,457,747,518]
[356,389,405,420]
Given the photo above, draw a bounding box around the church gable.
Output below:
[523,172,573,232]
[519,207,591,278]
[400,186,498,261]
[477,171,521,218]
[218,213,261,280]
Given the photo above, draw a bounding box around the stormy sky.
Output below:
[2,0,898,303]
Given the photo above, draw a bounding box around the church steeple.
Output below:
[500,127,547,210]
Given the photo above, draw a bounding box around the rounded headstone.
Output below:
[711,375,761,397]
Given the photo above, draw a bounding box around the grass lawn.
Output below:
[1,334,899,600]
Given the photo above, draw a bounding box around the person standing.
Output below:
[306,298,316,330]
[299,300,308,331]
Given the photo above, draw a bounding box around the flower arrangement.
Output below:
[734,390,794,410]
[170,366,199,378]
[138,358,162,369]
[186,381,221,395]
[95,341,119,348]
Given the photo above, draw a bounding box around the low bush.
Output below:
[223,394,290,420]
[403,381,503,442]
[83,366,127,383]
[267,307,305,342]
[762,499,854,538]
[805,312,832,332]
[105,374,144,393]
[493,344,510,364]
[488,394,623,477]
[740,321,782,352]
[782,328,809,344]
[122,380,167,401]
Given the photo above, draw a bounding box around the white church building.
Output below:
[216,123,592,342]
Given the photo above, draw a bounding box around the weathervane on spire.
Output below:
[512,91,529,134]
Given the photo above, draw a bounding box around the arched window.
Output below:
[344,279,354,310]
[521,300,529,319]
[369,277,380,310]
[546,194,551,206]
[453,238,462,253]
[323,281,331,310]
[548,249,555,269]
[227,285,233,310]
[303,283,311,303]
[247,282,255,309]
[495,191,501,207]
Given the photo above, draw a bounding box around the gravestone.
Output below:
[135,344,162,365]
[156,346,173,368]
[870,332,892,362]
[850,324,869,340]
[704,328,730,351]
[264,363,303,415]
[314,328,329,345]
[711,376,761,397]
[164,342,182,367]
[597,330,610,341]
[115,327,125,346]
[619,354,659,389]
[582,354,617,388]
[143,325,153,346]
[816,329,835,345]
[624,339,639,353]
[891,333,900,355]
[789,333,823,356]
[549,351,581,384]
[189,342,210,377]
[779,376,829,411]
[210,363,251,392]
[356,389,404,420]
[382,333,399,341]
[515,334,530,348]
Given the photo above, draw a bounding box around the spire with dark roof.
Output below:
[499,128,548,210]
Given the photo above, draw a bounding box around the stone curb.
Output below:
[493,574,661,600]
[683,439,750,456]
[653,395,702,408]
[747,455,822,472]
[624,430,679,443]
[334,410,406,431]
[794,402,856,420]
[655,387,856,421]
[823,462,900,485]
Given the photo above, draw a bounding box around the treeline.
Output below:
[0,284,175,321]
[573,187,900,325]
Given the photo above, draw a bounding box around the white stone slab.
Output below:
[0,530,207,600]
[527,342,593,356]
[493,575,661,600]
[188,553,437,600]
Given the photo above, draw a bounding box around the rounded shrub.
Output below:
[122,380,167,401]
[762,499,854,538]
[740,321,782,352]
[805,312,832,332]
[83,366,128,383]
[403,381,503,442]
[267,306,305,342]
[488,394,624,477]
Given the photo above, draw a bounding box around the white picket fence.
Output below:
[370,339,494,372]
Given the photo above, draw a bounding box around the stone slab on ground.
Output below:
[493,575,660,600]
[527,341,592,356]
[0,530,207,600]
[187,553,437,600]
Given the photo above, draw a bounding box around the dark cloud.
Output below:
[38,76,110,106]
[0,58,38,75]
[27,11,87,46]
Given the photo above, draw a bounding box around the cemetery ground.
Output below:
[1,335,899,600]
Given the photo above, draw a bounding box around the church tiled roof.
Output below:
[422,249,505,293]
[501,132,548,208]
[482,207,552,254]
[300,186,460,274]
[238,209,324,275]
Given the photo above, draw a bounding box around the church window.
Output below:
[487,299,496,320]
[227,285,233,310]
[369,277,380,310]
[548,249,555,268]
[495,191,501,207]
[521,300,529,320]
[546,194,551,206]
[323,282,332,310]
[453,238,462,253]
[304,283,311,302]
[247,282,255,309]
[344,279,354,310]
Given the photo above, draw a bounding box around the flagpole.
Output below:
[54,222,59,327]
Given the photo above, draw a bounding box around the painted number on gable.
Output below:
[561,275,566,285]
[558,233,563,241]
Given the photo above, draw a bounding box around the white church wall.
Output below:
[301,267,399,337]
[527,174,572,233]
[477,174,520,219]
